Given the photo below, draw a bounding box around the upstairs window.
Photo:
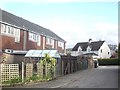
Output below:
[1,24,20,43]
[46,37,52,45]
[78,46,82,52]
[11,27,14,35]
[7,26,11,34]
[29,32,41,46]
[58,41,64,49]
[1,24,7,33]
[87,46,91,52]
[36,35,40,46]
[1,24,19,36]
[14,29,20,43]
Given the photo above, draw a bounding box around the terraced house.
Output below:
[0,9,66,54]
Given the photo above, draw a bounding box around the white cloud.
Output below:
[34,17,118,48]
[35,18,89,48]
[0,0,118,47]
[95,22,118,31]
[94,22,118,44]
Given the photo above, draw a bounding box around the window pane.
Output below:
[1,24,6,33]
[7,26,11,34]
[11,27,14,35]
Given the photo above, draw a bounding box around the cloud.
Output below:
[0,0,118,47]
[94,22,118,44]
[95,22,117,31]
[35,18,89,47]
[35,17,118,48]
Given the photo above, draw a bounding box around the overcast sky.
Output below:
[0,0,118,48]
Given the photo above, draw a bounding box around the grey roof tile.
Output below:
[1,10,65,42]
[72,41,105,51]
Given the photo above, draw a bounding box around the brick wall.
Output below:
[0,27,66,53]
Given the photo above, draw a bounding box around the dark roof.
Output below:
[1,9,65,42]
[83,53,98,56]
[72,41,105,51]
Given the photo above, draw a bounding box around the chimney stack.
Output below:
[88,38,92,44]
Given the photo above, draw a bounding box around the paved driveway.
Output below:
[17,66,118,88]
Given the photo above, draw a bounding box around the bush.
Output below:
[98,58,119,65]
[118,43,120,59]
[2,77,22,86]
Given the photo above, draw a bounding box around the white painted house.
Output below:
[71,40,111,58]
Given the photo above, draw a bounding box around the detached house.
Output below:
[71,39,111,58]
[0,9,66,54]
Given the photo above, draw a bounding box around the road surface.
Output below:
[17,66,118,88]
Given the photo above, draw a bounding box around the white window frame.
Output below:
[87,46,91,52]
[29,32,41,46]
[37,35,41,46]
[14,29,20,43]
[58,41,61,47]
[10,27,14,35]
[1,24,7,34]
[46,37,52,45]
[1,24,21,43]
[7,26,11,34]
[55,40,58,49]
[52,39,54,48]
[58,41,64,49]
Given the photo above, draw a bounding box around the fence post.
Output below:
[0,64,1,86]
[61,60,64,76]
[68,55,70,74]
[22,62,24,83]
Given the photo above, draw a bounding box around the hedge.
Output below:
[98,58,119,65]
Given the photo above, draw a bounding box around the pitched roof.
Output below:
[83,52,98,56]
[72,41,105,51]
[1,9,65,42]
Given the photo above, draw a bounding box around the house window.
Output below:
[1,24,21,42]
[87,46,91,52]
[52,39,54,48]
[11,27,14,35]
[29,32,33,40]
[55,40,57,49]
[58,41,61,47]
[108,52,109,55]
[29,32,41,46]
[14,29,20,43]
[36,35,41,46]
[1,24,7,33]
[101,49,102,53]
[46,37,52,45]
[58,41,64,49]
[7,26,11,34]
[78,46,82,53]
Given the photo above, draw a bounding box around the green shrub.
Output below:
[118,43,120,59]
[2,77,22,86]
[98,58,119,65]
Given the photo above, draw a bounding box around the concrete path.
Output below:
[16,66,118,88]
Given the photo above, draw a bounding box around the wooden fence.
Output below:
[60,55,94,75]
[0,64,19,83]
[0,55,94,86]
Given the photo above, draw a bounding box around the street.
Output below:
[17,66,118,88]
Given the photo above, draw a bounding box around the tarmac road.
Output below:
[16,66,118,88]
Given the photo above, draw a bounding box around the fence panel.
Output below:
[37,62,43,78]
[0,64,19,82]
[26,63,33,79]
